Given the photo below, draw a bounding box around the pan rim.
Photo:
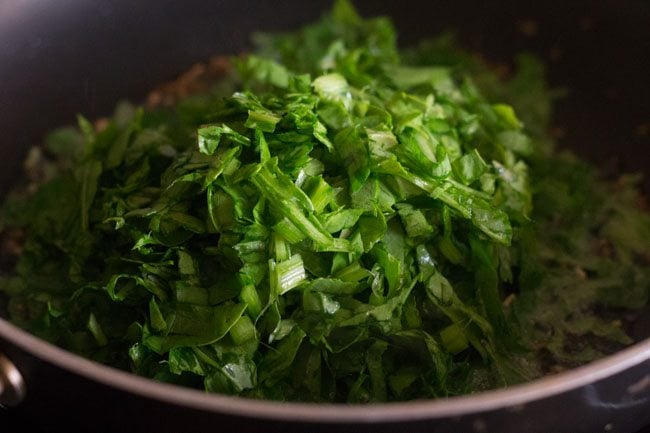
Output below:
[1,317,649,423]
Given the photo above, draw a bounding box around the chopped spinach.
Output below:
[1,0,648,401]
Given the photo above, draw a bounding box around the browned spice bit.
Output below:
[550,126,566,139]
[574,266,588,280]
[468,53,511,80]
[614,175,627,191]
[502,293,517,308]
[3,238,23,257]
[517,19,539,37]
[0,228,25,272]
[493,63,511,80]
[207,56,231,74]
[1,228,25,257]
[94,117,110,133]
[146,56,231,108]
[550,364,566,374]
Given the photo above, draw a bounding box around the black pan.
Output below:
[0,1,649,432]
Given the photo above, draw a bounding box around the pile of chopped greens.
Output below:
[1,0,648,402]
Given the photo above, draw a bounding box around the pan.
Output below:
[0,1,649,432]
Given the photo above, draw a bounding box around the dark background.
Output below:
[0,1,649,432]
